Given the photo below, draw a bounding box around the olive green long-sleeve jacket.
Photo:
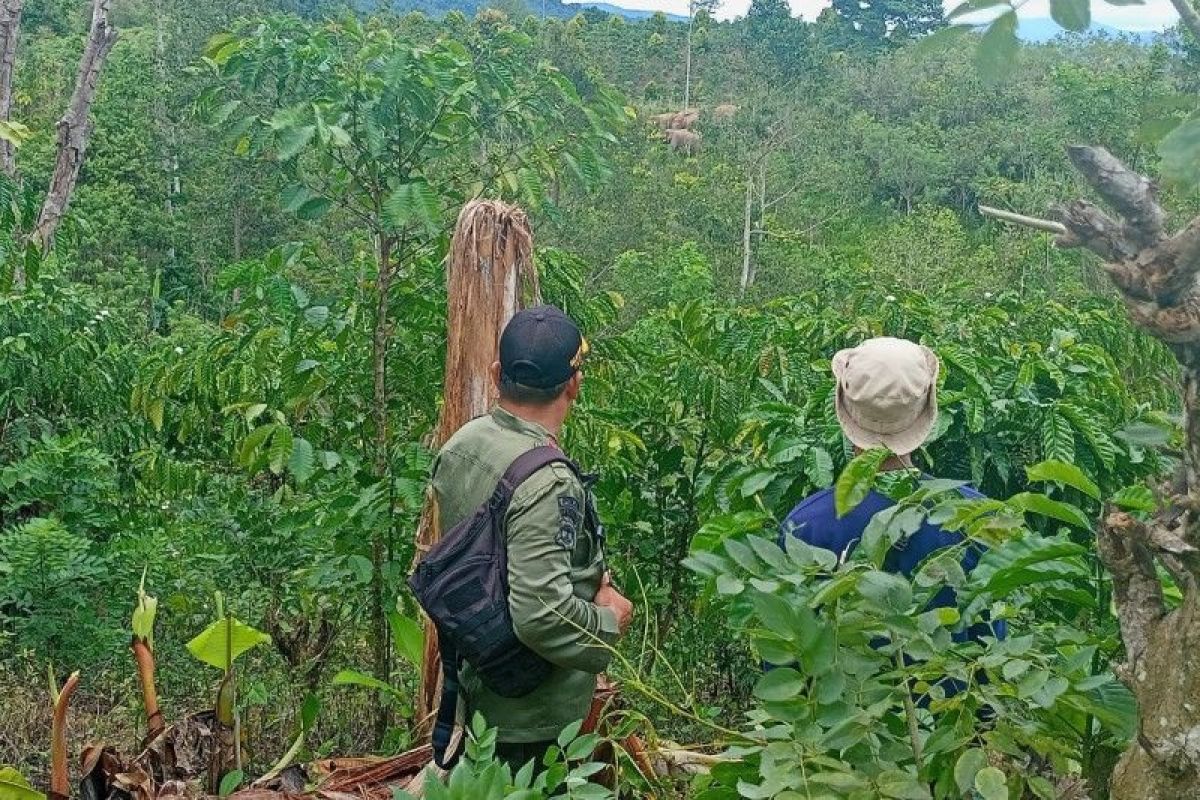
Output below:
[429,406,619,743]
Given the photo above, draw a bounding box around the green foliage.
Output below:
[396,714,615,800]
[0,767,44,800]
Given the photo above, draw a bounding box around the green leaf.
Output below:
[132,570,158,650]
[565,733,601,761]
[975,11,1019,87]
[1050,0,1090,31]
[288,437,315,484]
[1110,485,1156,512]
[946,0,1009,19]
[954,749,987,795]
[332,669,399,696]
[835,448,889,518]
[276,125,316,161]
[383,180,441,234]
[218,770,244,798]
[974,767,1008,800]
[1025,459,1101,500]
[858,570,913,614]
[186,617,272,670]
[0,767,45,800]
[269,425,294,475]
[1007,492,1093,530]
[875,769,931,799]
[1161,114,1200,188]
[557,719,584,748]
[387,609,425,668]
[754,667,805,701]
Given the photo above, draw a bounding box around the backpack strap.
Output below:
[431,632,462,769]
[487,445,579,513]
[430,445,578,769]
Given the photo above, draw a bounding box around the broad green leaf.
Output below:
[186,617,272,670]
[954,749,987,794]
[383,180,441,234]
[1007,492,1093,530]
[332,669,399,696]
[974,767,1008,800]
[0,768,44,800]
[557,719,584,748]
[752,592,798,639]
[269,425,294,475]
[835,448,889,517]
[875,769,931,799]
[975,11,1019,86]
[1161,114,1200,188]
[754,667,805,701]
[288,437,315,484]
[1025,459,1100,500]
[387,609,425,668]
[858,570,913,614]
[1050,0,1090,31]
[218,770,244,798]
[275,125,316,161]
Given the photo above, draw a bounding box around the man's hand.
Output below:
[594,571,634,636]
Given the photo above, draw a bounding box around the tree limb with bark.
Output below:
[983,141,1200,798]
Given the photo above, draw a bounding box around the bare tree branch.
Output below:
[29,0,117,254]
[978,204,1067,235]
[1168,0,1200,43]
[1067,145,1166,249]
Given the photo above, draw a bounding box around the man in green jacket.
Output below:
[429,305,635,768]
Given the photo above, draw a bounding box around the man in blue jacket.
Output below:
[779,337,1006,645]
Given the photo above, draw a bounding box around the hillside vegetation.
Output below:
[2,0,1200,798]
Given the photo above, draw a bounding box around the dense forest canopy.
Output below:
[2,0,1200,797]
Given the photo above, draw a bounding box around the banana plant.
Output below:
[186,592,271,793]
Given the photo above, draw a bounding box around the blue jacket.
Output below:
[778,485,1007,644]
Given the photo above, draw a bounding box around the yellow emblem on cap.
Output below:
[570,337,590,369]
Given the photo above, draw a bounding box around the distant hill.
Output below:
[1016,17,1166,43]
[568,1,687,21]
[380,0,686,22]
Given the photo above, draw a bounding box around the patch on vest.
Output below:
[557,495,582,550]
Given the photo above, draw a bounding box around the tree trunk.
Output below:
[683,9,693,111]
[0,0,24,180]
[413,200,537,733]
[1041,146,1200,799]
[739,168,753,297]
[29,0,118,255]
[371,232,396,743]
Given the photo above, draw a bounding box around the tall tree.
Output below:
[682,0,717,110]
[0,0,24,178]
[827,0,943,48]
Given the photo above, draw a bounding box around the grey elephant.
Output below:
[665,128,702,155]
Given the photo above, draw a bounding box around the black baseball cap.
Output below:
[499,305,589,389]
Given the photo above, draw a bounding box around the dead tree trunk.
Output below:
[412,200,537,732]
[991,145,1200,798]
[0,0,24,179]
[30,0,117,254]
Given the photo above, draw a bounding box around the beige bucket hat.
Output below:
[831,337,940,456]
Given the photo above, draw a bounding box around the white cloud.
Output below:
[569,0,1180,30]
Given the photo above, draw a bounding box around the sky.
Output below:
[568,0,1182,30]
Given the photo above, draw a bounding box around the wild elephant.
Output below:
[713,103,738,122]
[649,112,676,130]
[665,128,702,155]
[672,108,700,129]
